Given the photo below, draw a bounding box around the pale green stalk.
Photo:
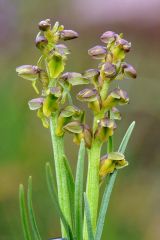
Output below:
[83,139,102,240]
[50,112,72,237]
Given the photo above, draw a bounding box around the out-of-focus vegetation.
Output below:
[0,0,160,239]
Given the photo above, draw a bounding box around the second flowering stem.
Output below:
[50,113,73,237]
[84,139,102,240]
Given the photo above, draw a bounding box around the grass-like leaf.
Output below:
[45,162,74,240]
[27,176,42,240]
[74,140,85,240]
[84,193,94,240]
[118,121,135,153]
[63,155,75,233]
[19,184,32,240]
[95,121,135,240]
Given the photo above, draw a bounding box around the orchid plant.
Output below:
[16,19,136,240]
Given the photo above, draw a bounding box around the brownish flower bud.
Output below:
[83,69,100,79]
[38,19,51,31]
[101,62,117,78]
[28,98,44,110]
[116,38,131,52]
[16,65,40,81]
[122,63,137,78]
[63,121,83,134]
[77,88,98,102]
[35,35,48,50]
[100,31,118,43]
[60,30,79,40]
[88,45,107,59]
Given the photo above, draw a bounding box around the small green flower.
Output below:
[28,98,44,110]
[103,88,129,109]
[16,65,40,81]
[99,152,128,178]
[95,118,117,142]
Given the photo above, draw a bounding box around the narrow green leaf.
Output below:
[19,184,32,240]
[95,121,135,240]
[45,162,74,240]
[63,155,75,232]
[63,155,75,195]
[74,140,85,240]
[27,176,42,240]
[118,121,135,153]
[84,193,94,240]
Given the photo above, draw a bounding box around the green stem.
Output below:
[83,139,102,240]
[50,112,72,237]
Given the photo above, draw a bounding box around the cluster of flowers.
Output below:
[16,19,136,179]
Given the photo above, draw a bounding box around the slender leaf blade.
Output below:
[74,140,85,240]
[45,162,74,240]
[27,176,42,240]
[19,184,32,240]
[118,121,135,153]
[63,155,75,234]
[95,121,135,240]
[84,193,94,240]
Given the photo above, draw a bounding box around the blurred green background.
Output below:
[0,0,160,239]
